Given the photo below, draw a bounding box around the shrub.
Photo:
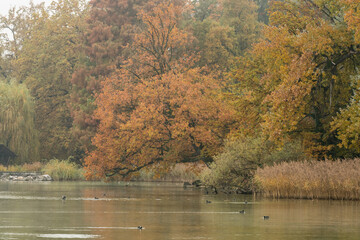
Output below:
[42,159,85,181]
[201,137,306,193]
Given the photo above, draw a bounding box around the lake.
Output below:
[0,181,359,239]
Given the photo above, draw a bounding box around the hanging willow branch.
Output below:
[0,81,39,163]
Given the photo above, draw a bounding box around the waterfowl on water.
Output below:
[239,210,245,214]
[62,195,66,200]
[206,200,212,204]
[137,226,143,230]
[94,197,99,199]
[263,216,270,220]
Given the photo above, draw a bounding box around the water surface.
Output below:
[0,181,359,239]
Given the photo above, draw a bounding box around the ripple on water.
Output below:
[0,195,143,202]
[1,233,100,239]
[38,234,100,238]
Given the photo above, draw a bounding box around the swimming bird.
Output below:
[239,210,245,214]
[137,226,143,230]
[206,200,212,204]
[62,195,66,200]
[94,197,99,199]
[244,200,248,204]
[263,216,270,220]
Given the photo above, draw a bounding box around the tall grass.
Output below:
[255,159,360,200]
[42,159,85,181]
[0,162,43,172]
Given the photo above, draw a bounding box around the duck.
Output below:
[137,226,143,230]
[206,200,212,204]
[239,210,245,214]
[263,216,270,220]
[62,195,66,200]
[94,197,99,199]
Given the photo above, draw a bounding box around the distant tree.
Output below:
[191,0,260,70]
[0,81,39,163]
[254,0,269,24]
[0,3,45,77]
[9,0,89,161]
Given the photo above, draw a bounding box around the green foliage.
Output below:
[231,0,360,159]
[0,81,39,163]
[331,77,360,156]
[266,140,307,164]
[42,159,85,181]
[191,0,260,70]
[13,0,89,161]
[201,137,305,192]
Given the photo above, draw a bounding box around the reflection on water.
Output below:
[0,181,359,240]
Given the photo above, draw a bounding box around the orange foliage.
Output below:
[84,0,236,179]
[85,68,235,179]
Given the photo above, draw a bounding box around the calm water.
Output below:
[0,182,359,240]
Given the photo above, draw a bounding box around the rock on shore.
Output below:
[0,172,52,181]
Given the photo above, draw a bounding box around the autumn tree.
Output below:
[85,0,236,179]
[70,0,147,153]
[0,81,39,163]
[232,0,360,158]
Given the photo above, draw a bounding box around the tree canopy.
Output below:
[232,0,360,158]
[84,0,237,179]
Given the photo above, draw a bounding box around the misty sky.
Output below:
[0,0,53,16]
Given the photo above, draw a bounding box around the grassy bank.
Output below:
[0,161,203,182]
[0,159,85,181]
[255,159,360,200]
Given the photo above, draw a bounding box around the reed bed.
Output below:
[255,159,360,200]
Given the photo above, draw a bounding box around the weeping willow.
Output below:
[0,81,39,164]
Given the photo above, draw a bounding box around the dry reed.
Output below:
[255,159,360,200]
[0,162,43,172]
